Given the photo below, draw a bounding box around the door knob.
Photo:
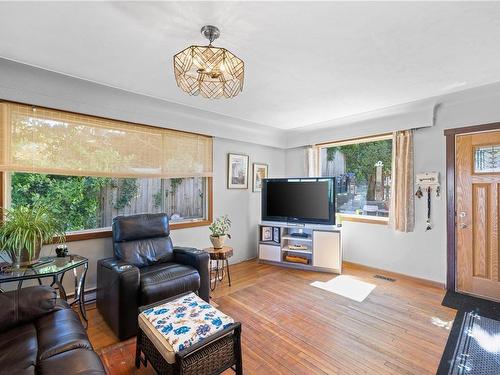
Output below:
[460,223,468,229]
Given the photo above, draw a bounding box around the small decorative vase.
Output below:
[210,235,227,249]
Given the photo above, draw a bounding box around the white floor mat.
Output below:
[311,275,376,302]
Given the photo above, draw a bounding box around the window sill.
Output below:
[339,214,389,226]
[62,219,212,242]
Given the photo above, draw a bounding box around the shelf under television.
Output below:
[282,246,312,255]
[281,236,312,242]
[262,259,314,269]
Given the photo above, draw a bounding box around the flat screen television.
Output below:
[261,178,335,225]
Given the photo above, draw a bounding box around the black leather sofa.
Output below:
[96,213,210,340]
[0,285,105,375]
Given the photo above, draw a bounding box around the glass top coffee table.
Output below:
[0,255,89,326]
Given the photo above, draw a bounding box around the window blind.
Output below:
[0,103,213,178]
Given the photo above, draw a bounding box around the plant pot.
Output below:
[210,235,227,249]
[11,242,42,267]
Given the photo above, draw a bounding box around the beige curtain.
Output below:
[305,146,318,177]
[390,130,415,232]
[0,102,213,178]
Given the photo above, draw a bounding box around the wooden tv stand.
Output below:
[258,222,342,274]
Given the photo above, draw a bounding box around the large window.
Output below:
[318,135,392,219]
[0,102,213,238]
[8,173,208,232]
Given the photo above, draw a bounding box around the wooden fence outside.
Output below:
[320,149,346,176]
[97,177,205,226]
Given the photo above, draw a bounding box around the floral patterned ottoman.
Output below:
[136,292,242,375]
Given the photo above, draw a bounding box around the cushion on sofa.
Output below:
[0,286,104,375]
[36,308,92,361]
[0,323,37,374]
[139,263,200,305]
[0,286,57,333]
[37,348,105,375]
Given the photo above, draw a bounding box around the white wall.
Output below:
[285,147,307,177]
[284,82,500,284]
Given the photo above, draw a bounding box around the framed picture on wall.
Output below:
[228,153,249,189]
[252,163,268,192]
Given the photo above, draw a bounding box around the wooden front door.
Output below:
[456,131,500,301]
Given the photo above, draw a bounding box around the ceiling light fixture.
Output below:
[173,25,244,99]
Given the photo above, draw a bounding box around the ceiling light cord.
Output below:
[201,25,220,46]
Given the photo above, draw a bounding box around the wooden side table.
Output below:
[204,246,233,291]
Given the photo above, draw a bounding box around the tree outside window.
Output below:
[320,138,392,217]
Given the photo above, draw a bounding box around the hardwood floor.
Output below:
[88,259,456,374]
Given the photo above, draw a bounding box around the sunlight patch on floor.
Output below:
[311,275,376,302]
[431,316,453,330]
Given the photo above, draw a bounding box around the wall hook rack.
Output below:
[415,172,440,231]
[415,172,440,198]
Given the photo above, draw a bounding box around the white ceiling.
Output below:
[1,2,500,130]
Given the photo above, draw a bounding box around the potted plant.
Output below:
[0,204,66,267]
[209,215,231,249]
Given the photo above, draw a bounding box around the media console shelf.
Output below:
[258,222,342,274]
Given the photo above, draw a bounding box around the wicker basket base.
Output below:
[136,323,242,375]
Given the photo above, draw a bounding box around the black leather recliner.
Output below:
[96,213,210,340]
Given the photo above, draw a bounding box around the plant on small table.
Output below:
[209,215,231,249]
[0,204,66,267]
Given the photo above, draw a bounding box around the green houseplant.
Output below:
[209,215,231,249]
[0,205,66,267]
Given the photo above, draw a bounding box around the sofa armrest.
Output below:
[96,257,140,340]
[0,286,60,333]
[173,247,210,302]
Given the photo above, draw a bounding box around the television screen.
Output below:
[262,178,335,225]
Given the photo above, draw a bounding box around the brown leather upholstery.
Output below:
[0,286,58,333]
[139,263,200,305]
[96,213,210,340]
[0,286,105,375]
[36,309,92,360]
[0,323,37,374]
[96,257,141,340]
[37,349,106,375]
[112,213,174,267]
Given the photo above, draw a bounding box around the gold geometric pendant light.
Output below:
[173,25,244,99]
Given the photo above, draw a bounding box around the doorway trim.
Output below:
[444,122,500,291]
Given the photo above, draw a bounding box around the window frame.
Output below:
[0,101,214,242]
[315,133,393,225]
